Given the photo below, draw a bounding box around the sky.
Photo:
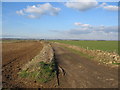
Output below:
[1,1,119,40]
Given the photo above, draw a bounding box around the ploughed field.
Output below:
[2,41,43,88]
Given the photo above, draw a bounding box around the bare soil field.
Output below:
[2,41,43,88]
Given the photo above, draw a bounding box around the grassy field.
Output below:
[51,40,118,53]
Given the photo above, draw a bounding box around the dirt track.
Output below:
[2,41,43,88]
[52,43,118,88]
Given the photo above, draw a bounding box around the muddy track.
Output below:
[2,41,43,88]
[52,43,118,88]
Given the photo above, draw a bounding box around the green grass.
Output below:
[51,40,118,53]
[19,70,29,78]
[112,63,120,65]
[36,61,56,83]
[19,61,56,83]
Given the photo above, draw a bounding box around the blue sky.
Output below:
[1,2,119,40]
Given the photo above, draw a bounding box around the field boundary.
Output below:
[53,42,120,68]
[18,41,60,87]
[20,41,54,71]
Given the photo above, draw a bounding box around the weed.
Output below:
[37,61,56,83]
[19,61,56,83]
[19,70,29,78]
[112,63,120,65]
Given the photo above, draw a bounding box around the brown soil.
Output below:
[2,41,43,88]
[2,41,119,88]
[52,43,118,88]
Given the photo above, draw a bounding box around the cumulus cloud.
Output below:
[65,0,98,11]
[99,2,119,11]
[65,0,118,12]
[16,3,61,19]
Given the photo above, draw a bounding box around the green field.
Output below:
[51,40,119,53]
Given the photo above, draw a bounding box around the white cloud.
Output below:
[103,5,118,11]
[16,10,25,15]
[27,14,39,19]
[99,3,107,7]
[99,3,119,11]
[74,22,91,27]
[65,1,118,12]
[65,0,98,11]
[16,3,61,19]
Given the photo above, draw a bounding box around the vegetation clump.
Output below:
[19,70,29,78]
[19,61,56,83]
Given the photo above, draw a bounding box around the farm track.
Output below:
[52,43,118,88]
[2,41,43,88]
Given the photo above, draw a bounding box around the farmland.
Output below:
[1,40,119,88]
[51,40,118,53]
[2,41,43,88]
